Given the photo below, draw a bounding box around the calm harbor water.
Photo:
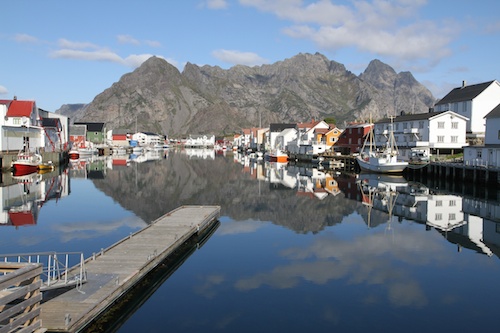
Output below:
[1,149,500,332]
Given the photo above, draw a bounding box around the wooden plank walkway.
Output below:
[39,205,220,333]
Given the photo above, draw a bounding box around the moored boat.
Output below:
[356,116,408,174]
[269,149,288,163]
[12,151,43,176]
[38,161,55,173]
[69,149,80,160]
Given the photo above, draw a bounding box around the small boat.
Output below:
[356,116,408,174]
[38,161,55,173]
[12,151,43,176]
[409,149,430,165]
[269,149,288,163]
[69,149,80,160]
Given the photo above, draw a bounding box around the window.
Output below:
[452,122,458,129]
[437,136,444,143]
[403,123,408,129]
[449,200,456,206]
[438,122,444,129]
[419,121,424,129]
[477,150,482,158]
[449,213,456,221]
[451,136,458,143]
[435,213,442,220]
[498,130,500,140]
[436,200,442,207]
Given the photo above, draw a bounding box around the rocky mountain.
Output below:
[57,52,435,136]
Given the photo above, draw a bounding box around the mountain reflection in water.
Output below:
[1,149,500,332]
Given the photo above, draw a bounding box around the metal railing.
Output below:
[0,252,87,292]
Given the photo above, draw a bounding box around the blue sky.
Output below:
[1,0,499,112]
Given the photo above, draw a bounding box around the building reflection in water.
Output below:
[0,170,69,228]
[5,149,498,261]
[233,152,500,259]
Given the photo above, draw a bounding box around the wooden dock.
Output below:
[39,205,220,333]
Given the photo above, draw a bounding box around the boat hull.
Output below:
[269,155,288,163]
[69,150,80,160]
[356,156,408,173]
[12,164,38,176]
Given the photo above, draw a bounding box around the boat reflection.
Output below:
[232,153,500,258]
[1,169,69,228]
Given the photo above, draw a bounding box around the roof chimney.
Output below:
[13,95,17,100]
[462,80,466,88]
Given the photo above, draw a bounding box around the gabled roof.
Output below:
[297,120,321,129]
[5,100,36,117]
[270,123,296,132]
[376,110,468,123]
[485,103,500,118]
[74,122,105,132]
[435,80,496,105]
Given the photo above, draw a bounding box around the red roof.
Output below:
[6,100,36,117]
[297,120,320,129]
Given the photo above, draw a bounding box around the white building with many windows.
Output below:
[434,80,500,140]
[463,103,500,168]
[374,111,468,161]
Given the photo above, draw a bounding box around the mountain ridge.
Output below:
[57,52,435,136]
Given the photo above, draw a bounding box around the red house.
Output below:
[334,123,373,155]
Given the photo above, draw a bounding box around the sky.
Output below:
[1,0,499,112]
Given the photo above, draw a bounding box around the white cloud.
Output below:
[14,33,39,43]
[0,85,8,95]
[145,40,162,48]
[58,38,100,50]
[212,49,269,66]
[49,37,171,68]
[240,0,457,68]
[206,0,228,9]
[50,48,124,63]
[117,34,140,45]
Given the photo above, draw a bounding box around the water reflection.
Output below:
[1,169,68,228]
[3,149,499,260]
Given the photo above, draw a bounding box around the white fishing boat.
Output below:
[356,116,408,173]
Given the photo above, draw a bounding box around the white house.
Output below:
[287,120,330,155]
[132,132,163,147]
[0,98,43,153]
[184,134,215,148]
[463,103,500,168]
[39,109,69,152]
[373,111,468,161]
[434,80,500,140]
[267,123,296,151]
[275,128,297,152]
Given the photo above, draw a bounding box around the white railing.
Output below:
[0,252,87,291]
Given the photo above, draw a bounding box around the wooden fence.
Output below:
[0,263,43,333]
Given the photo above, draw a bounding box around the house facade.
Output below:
[0,98,43,152]
[374,111,468,160]
[132,132,164,147]
[74,122,106,145]
[69,124,87,149]
[267,123,296,151]
[39,109,69,152]
[334,123,372,155]
[288,120,330,155]
[463,103,500,168]
[434,80,500,141]
[184,134,215,148]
